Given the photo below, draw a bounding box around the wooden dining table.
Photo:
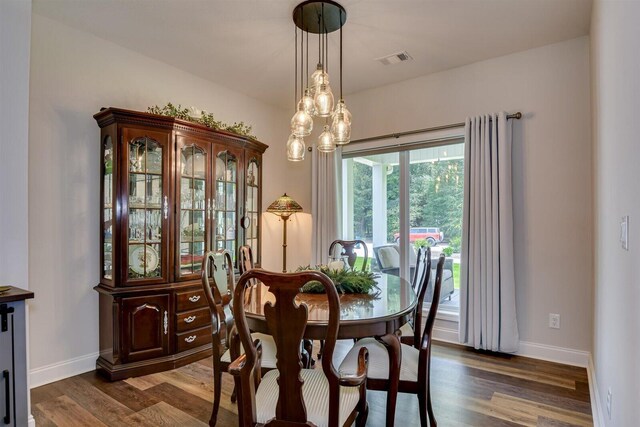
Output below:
[242,272,417,427]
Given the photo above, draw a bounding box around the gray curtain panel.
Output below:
[311,147,341,266]
[459,112,519,352]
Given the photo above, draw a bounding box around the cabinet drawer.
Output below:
[175,307,210,333]
[175,289,207,312]
[176,326,211,352]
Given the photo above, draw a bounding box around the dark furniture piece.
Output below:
[398,247,431,347]
[242,272,416,427]
[93,107,267,380]
[0,287,34,427]
[230,269,369,427]
[329,239,369,271]
[201,251,276,426]
[340,254,446,427]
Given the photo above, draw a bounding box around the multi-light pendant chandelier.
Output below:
[287,1,351,162]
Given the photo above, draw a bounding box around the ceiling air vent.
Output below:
[376,51,413,66]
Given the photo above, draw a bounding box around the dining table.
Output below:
[242,272,417,427]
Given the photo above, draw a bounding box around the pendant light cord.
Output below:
[294,25,297,107]
[340,9,343,100]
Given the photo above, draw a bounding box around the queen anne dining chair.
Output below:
[329,239,369,271]
[229,269,370,427]
[201,251,277,427]
[398,247,431,347]
[339,253,446,427]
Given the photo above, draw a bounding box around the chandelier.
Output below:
[287,1,351,162]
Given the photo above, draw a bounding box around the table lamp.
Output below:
[266,193,303,272]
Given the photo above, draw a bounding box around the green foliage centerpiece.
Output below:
[147,102,255,139]
[296,265,378,294]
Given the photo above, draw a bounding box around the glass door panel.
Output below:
[214,150,239,265]
[127,136,164,280]
[102,135,114,280]
[245,158,260,263]
[177,141,210,279]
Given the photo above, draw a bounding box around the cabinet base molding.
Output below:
[96,344,212,381]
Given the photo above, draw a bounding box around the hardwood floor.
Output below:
[31,342,593,426]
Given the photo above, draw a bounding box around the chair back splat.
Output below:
[232,270,341,426]
[329,239,369,271]
[411,247,432,346]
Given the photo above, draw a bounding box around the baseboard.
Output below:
[29,352,98,389]
[432,326,590,367]
[28,414,36,427]
[587,355,606,427]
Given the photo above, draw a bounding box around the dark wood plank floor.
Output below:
[31,342,592,426]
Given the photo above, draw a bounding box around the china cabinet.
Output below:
[94,108,267,380]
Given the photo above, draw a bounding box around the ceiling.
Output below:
[33,0,592,110]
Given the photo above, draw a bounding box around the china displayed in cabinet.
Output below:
[94,108,267,380]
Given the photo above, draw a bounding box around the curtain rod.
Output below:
[350,112,522,144]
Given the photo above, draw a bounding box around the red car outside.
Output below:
[394,227,444,245]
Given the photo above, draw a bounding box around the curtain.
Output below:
[311,147,341,266]
[459,112,519,352]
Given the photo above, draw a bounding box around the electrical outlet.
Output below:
[549,313,560,329]
[606,388,612,419]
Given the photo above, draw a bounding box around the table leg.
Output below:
[376,333,401,427]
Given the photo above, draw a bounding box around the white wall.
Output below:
[591,0,640,425]
[28,14,311,381]
[0,0,31,292]
[347,37,593,354]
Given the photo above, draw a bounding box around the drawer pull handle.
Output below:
[184,316,196,324]
[163,311,168,335]
[188,295,201,303]
[184,335,197,343]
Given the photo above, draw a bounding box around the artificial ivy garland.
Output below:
[148,102,255,139]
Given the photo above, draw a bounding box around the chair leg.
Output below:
[210,358,222,427]
[317,339,325,359]
[377,333,401,427]
[426,352,437,427]
[230,384,237,403]
[418,387,428,427]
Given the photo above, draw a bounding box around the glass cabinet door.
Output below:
[176,137,211,280]
[213,148,242,266]
[124,129,169,283]
[102,135,114,282]
[244,155,261,265]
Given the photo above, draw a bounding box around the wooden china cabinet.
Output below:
[94,108,267,380]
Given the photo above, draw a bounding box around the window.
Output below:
[342,134,464,314]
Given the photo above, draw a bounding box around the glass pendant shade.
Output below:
[301,89,316,116]
[317,125,336,153]
[314,83,334,118]
[333,99,352,124]
[310,64,329,96]
[331,112,351,145]
[290,101,313,137]
[286,133,305,161]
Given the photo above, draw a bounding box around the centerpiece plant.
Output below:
[296,265,378,294]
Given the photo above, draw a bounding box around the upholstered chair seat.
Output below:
[340,338,420,382]
[255,369,361,427]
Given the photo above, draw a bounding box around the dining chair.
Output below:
[201,251,277,427]
[329,239,369,271]
[238,245,255,275]
[339,253,446,427]
[398,246,431,347]
[229,269,370,427]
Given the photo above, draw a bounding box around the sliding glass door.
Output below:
[342,138,464,312]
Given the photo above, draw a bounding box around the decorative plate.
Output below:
[0,286,11,294]
[146,150,162,173]
[129,245,159,275]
